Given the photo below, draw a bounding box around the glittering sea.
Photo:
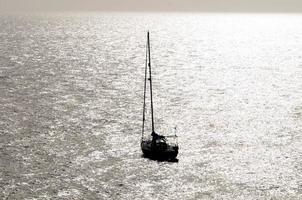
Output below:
[0,12,302,199]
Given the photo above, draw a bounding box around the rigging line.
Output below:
[148,32,155,133]
[142,34,148,139]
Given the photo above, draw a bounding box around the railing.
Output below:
[164,135,178,146]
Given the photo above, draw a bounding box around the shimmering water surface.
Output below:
[0,13,302,199]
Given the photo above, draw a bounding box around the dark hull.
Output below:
[141,140,178,161]
[142,148,178,160]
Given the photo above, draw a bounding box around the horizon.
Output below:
[1,0,302,13]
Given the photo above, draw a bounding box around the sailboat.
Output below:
[141,32,179,160]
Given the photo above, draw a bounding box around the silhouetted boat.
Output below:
[141,32,179,160]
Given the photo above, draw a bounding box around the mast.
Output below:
[147,32,155,133]
[142,38,148,139]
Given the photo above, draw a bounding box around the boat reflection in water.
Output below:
[140,32,179,162]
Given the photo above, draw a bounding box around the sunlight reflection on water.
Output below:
[0,13,302,199]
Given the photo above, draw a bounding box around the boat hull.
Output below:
[141,140,178,160]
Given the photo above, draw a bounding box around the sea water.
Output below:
[0,13,302,199]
